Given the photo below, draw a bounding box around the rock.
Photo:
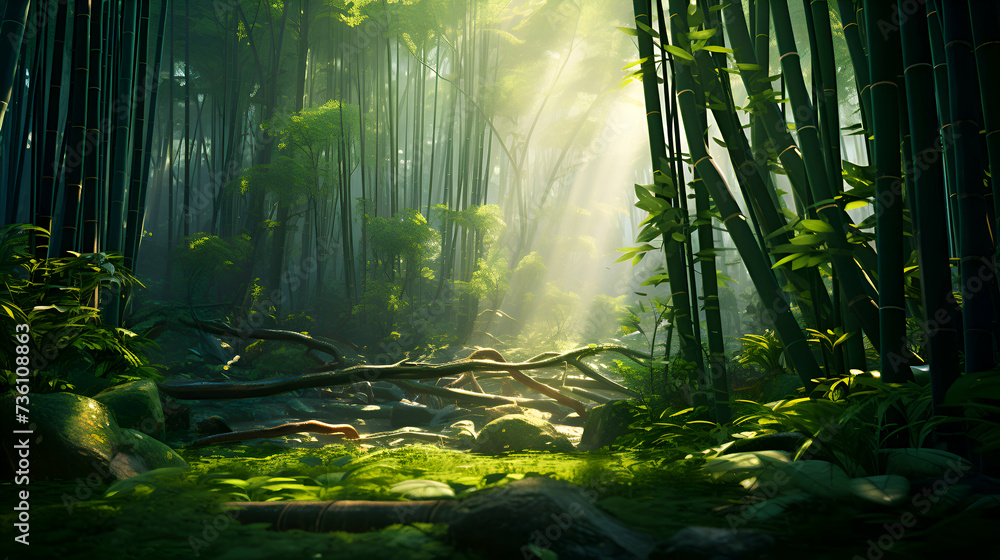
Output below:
[111,429,189,479]
[430,404,462,426]
[449,476,655,560]
[439,420,478,447]
[579,400,634,451]
[372,381,406,402]
[652,526,774,559]
[472,414,574,454]
[349,381,376,404]
[196,415,233,437]
[391,400,438,428]
[92,379,166,440]
[0,392,187,482]
[483,404,528,422]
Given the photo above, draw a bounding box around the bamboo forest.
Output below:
[4,0,1000,558]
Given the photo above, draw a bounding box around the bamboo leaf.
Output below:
[844,200,870,210]
[790,234,823,245]
[635,21,660,38]
[800,219,834,233]
[664,45,694,61]
[687,28,717,40]
[772,253,803,268]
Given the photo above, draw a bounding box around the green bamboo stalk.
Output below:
[0,0,30,134]
[835,0,872,160]
[59,0,93,256]
[107,2,141,258]
[969,2,1000,259]
[124,0,164,275]
[666,0,822,387]
[81,0,105,255]
[925,3,960,258]
[862,0,909,381]
[632,0,702,374]
[940,0,997,373]
[35,1,68,260]
[900,0,960,413]
[763,1,890,359]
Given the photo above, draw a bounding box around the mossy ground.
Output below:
[3,442,995,559]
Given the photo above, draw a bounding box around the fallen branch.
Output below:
[159,344,650,402]
[180,318,349,366]
[464,349,589,418]
[395,380,574,416]
[187,420,360,447]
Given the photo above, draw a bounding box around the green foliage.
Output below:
[464,248,509,309]
[175,233,253,273]
[579,294,629,341]
[368,208,441,273]
[355,209,440,342]
[171,232,255,315]
[731,375,943,477]
[232,155,312,205]
[355,280,410,340]
[0,225,159,394]
[736,330,789,378]
[614,402,721,459]
[518,282,580,347]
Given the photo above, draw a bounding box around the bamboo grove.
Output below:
[624,0,1000,445]
[0,1,639,351]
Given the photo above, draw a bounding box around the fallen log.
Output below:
[226,476,656,559]
[187,420,360,447]
[463,349,589,418]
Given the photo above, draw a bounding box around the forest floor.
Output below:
[5,382,998,560]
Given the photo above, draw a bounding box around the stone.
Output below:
[472,414,574,454]
[93,379,166,441]
[371,381,406,402]
[438,420,478,447]
[390,400,438,428]
[579,400,634,451]
[652,526,774,559]
[449,477,655,560]
[0,392,187,482]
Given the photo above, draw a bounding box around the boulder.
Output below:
[0,392,187,482]
[579,400,634,451]
[93,379,166,440]
[653,526,774,559]
[391,401,438,428]
[472,414,574,454]
[449,476,655,560]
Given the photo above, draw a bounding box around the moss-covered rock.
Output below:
[472,414,574,454]
[579,399,634,451]
[0,392,186,482]
[93,379,166,440]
